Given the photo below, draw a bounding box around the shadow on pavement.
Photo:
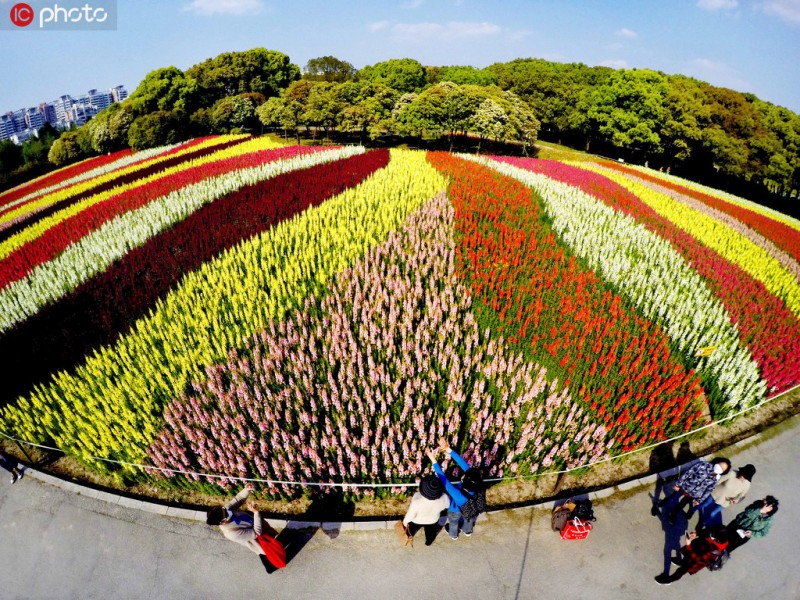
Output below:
[262,489,355,574]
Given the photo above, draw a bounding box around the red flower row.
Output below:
[428,152,705,450]
[496,157,800,396]
[0,149,389,407]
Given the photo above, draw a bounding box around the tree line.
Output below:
[5,48,796,204]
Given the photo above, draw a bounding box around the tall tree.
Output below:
[357,58,427,94]
[304,56,356,82]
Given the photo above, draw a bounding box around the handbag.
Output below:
[256,533,287,568]
[394,521,413,547]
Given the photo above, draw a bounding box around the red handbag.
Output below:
[560,517,592,540]
[257,533,287,568]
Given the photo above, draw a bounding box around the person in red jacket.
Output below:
[655,525,730,585]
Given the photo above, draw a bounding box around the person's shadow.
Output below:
[648,441,677,516]
[260,487,355,574]
[651,441,702,577]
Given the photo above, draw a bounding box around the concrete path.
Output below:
[0,415,798,600]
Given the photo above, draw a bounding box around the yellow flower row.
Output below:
[1,150,447,472]
[0,136,284,261]
[0,135,248,227]
[578,162,800,319]
[618,163,800,234]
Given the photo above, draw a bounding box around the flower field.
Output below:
[0,137,798,498]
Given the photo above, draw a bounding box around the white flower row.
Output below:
[0,145,364,333]
[470,156,766,414]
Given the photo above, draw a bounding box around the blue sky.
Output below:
[1,0,799,114]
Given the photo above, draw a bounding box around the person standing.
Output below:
[401,474,450,546]
[427,443,485,540]
[725,496,779,553]
[206,485,285,568]
[655,526,730,585]
[698,464,755,529]
[0,452,24,484]
[662,457,731,524]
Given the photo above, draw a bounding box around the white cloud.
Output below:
[615,27,638,38]
[402,0,425,8]
[600,59,629,69]
[697,0,738,10]
[758,0,800,24]
[375,21,503,41]
[183,0,264,16]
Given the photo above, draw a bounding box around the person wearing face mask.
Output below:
[206,485,284,564]
[661,457,732,525]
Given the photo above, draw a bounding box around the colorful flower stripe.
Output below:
[0,135,247,226]
[476,155,766,416]
[0,139,299,286]
[0,145,357,333]
[1,149,445,470]
[624,173,800,284]
[598,161,800,260]
[608,162,800,234]
[0,137,251,247]
[0,139,207,217]
[579,162,800,320]
[429,153,704,449]
[0,150,389,405]
[147,192,610,494]
[0,149,133,208]
[499,158,800,396]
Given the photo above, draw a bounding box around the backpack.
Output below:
[460,490,487,520]
[571,499,596,522]
[707,541,729,572]
[551,502,575,532]
[560,517,592,540]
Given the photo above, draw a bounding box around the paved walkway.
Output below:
[1,415,798,600]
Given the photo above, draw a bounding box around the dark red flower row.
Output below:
[0,149,390,407]
[0,145,323,291]
[0,137,249,242]
[0,149,133,208]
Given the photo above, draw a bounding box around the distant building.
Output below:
[2,85,128,144]
[0,114,14,140]
[38,102,57,125]
[25,107,45,131]
[110,85,128,103]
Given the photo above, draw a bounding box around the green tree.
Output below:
[88,102,133,153]
[427,65,498,86]
[357,58,427,94]
[471,98,508,153]
[128,67,198,115]
[210,95,258,133]
[47,131,86,166]
[127,111,187,150]
[0,139,23,174]
[304,56,356,82]
[579,68,668,155]
[186,48,300,107]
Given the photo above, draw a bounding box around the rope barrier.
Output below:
[2,382,798,490]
